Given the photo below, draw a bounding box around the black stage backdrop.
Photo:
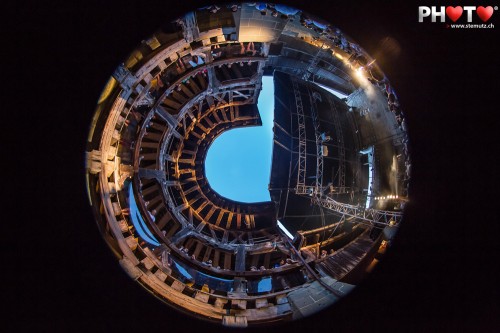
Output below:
[5,0,499,331]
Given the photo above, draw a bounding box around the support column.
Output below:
[234,244,246,272]
[207,66,220,94]
[170,226,192,245]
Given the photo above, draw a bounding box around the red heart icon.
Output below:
[446,6,463,22]
[477,6,494,22]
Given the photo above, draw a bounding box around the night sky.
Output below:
[6,0,499,331]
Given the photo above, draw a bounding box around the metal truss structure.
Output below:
[309,88,324,193]
[310,191,403,227]
[292,77,308,195]
[327,94,346,193]
[302,42,325,81]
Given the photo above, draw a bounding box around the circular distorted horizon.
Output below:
[86,2,411,327]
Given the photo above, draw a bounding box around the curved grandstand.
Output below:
[86,2,411,327]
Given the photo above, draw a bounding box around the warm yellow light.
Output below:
[334,53,343,60]
[355,67,365,79]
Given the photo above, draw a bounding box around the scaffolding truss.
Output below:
[302,43,325,81]
[310,192,403,227]
[327,94,346,193]
[309,88,323,194]
[292,77,307,195]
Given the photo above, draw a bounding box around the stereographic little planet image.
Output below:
[85,2,411,327]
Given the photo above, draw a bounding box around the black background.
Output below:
[6,0,499,331]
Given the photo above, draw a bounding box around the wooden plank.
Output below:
[197,75,207,89]
[141,184,159,196]
[193,241,204,259]
[178,158,195,165]
[194,292,210,303]
[205,206,217,221]
[213,250,220,267]
[255,298,269,309]
[231,299,247,310]
[211,109,222,123]
[263,252,271,269]
[189,78,201,94]
[215,210,225,227]
[202,247,213,262]
[171,280,185,292]
[224,252,232,270]
[146,195,162,208]
[196,201,209,214]
[230,106,235,121]
[188,208,193,225]
[236,214,242,229]
[118,219,129,233]
[183,185,199,195]
[125,236,138,251]
[191,131,203,139]
[215,298,227,308]
[165,222,179,238]
[244,215,251,229]
[220,107,229,122]
[162,98,182,109]
[156,212,171,229]
[188,194,202,205]
[171,90,187,104]
[196,122,209,134]
[141,257,155,270]
[180,83,194,98]
[234,105,240,119]
[185,238,195,251]
[183,149,197,156]
[226,212,234,229]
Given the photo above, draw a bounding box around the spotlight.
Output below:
[355,67,365,79]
